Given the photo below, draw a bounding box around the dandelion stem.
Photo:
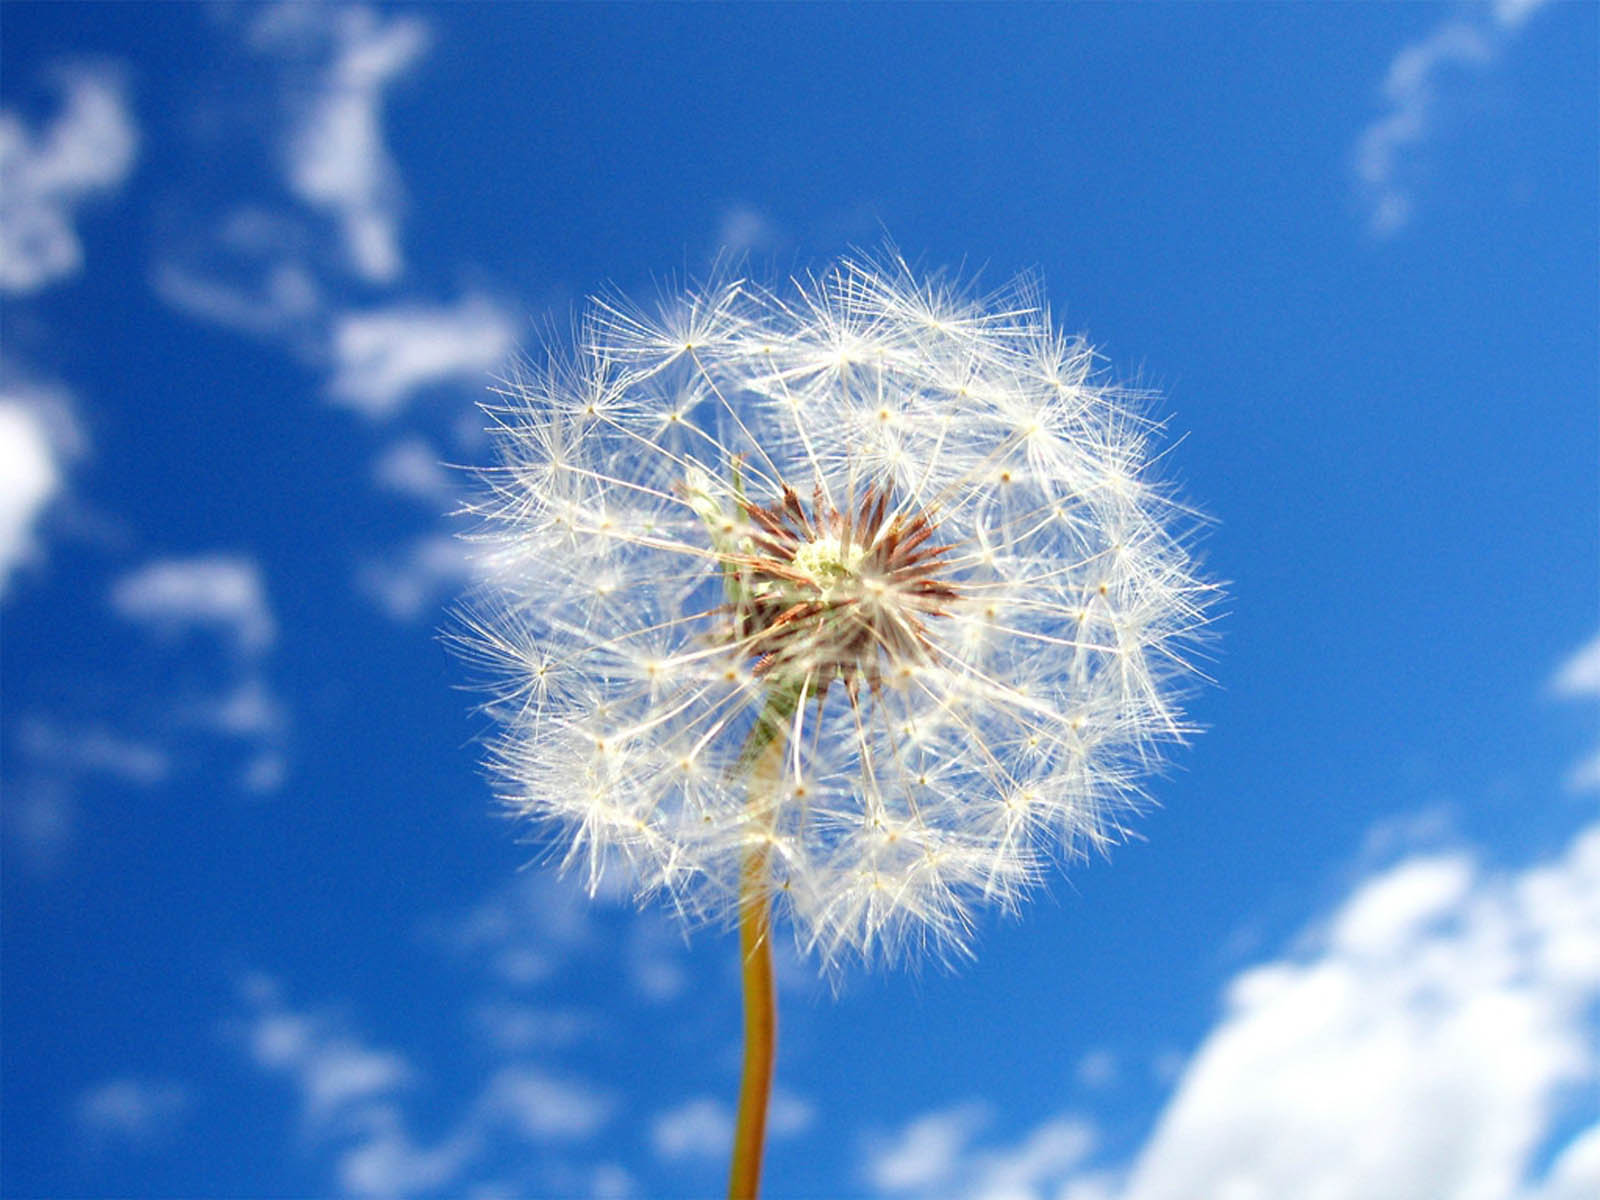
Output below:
[728,688,800,1200]
[728,833,776,1199]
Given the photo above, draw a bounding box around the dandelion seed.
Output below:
[456,251,1212,1196]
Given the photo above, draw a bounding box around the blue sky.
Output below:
[2,2,1596,1198]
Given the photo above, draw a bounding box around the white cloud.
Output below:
[866,1103,1096,1200]
[645,1084,809,1165]
[483,1066,613,1142]
[1550,633,1600,791]
[0,401,65,594]
[588,1163,638,1199]
[1353,2,1554,236]
[241,750,289,795]
[468,1002,601,1053]
[358,532,474,622]
[251,4,429,284]
[1327,853,1473,956]
[1494,0,1556,30]
[867,1102,991,1192]
[861,818,1600,1200]
[0,65,138,293]
[434,868,600,986]
[108,555,290,795]
[335,1113,479,1200]
[1562,750,1600,793]
[1075,1049,1118,1090]
[75,1077,188,1146]
[716,205,783,256]
[373,436,457,504]
[970,1119,1098,1200]
[651,1097,733,1162]
[234,975,615,1197]
[1550,633,1600,699]
[0,367,85,596]
[624,914,691,1003]
[329,295,515,416]
[17,718,169,786]
[204,676,288,738]
[239,975,413,1133]
[1528,1124,1600,1200]
[110,555,276,655]
[769,1087,816,1139]
[151,209,323,339]
[1114,823,1600,1200]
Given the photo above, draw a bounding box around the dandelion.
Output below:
[457,252,1211,1197]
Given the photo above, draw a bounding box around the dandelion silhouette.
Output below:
[457,253,1211,1197]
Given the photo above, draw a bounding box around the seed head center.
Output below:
[793,535,866,596]
[713,481,961,694]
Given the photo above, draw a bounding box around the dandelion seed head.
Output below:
[458,252,1213,968]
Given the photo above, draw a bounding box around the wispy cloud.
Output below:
[235,974,425,1170]
[0,64,138,293]
[372,436,458,505]
[432,868,604,987]
[865,1102,994,1193]
[249,4,429,285]
[357,532,474,623]
[1550,633,1600,700]
[1550,632,1600,791]
[110,555,276,655]
[328,295,515,417]
[109,554,290,794]
[144,4,515,632]
[151,209,322,340]
[468,1001,602,1054]
[1353,0,1554,236]
[652,1097,734,1162]
[16,717,169,787]
[716,204,784,257]
[1075,1049,1118,1090]
[483,1066,614,1142]
[233,974,616,1197]
[74,1077,189,1148]
[865,1102,1096,1200]
[154,4,509,421]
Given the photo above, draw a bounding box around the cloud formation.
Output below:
[16,718,169,788]
[865,1103,1096,1200]
[233,974,616,1198]
[108,554,289,794]
[328,295,516,417]
[145,4,515,630]
[0,365,85,597]
[652,1097,734,1162]
[372,436,457,504]
[863,816,1600,1200]
[250,3,429,284]
[1353,0,1553,235]
[1550,633,1600,700]
[0,65,139,293]
[110,555,276,655]
[151,209,323,340]
[0,400,65,595]
[75,1078,189,1147]
[1550,633,1600,791]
